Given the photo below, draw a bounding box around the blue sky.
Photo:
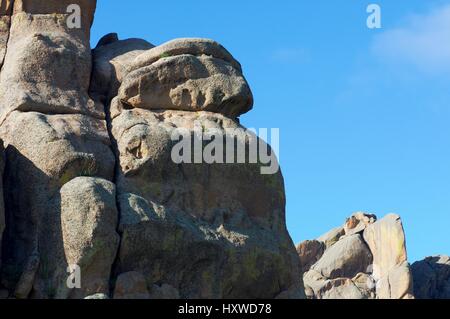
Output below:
[92,0,450,262]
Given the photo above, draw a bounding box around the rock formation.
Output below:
[0,1,447,300]
[298,213,415,299]
[411,255,450,299]
[0,0,302,299]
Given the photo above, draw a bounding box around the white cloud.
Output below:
[372,4,450,74]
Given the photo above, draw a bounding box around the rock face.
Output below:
[102,38,301,298]
[0,0,302,299]
[1,1,446,300]
[299,213,415,299]
[412,255,450,299]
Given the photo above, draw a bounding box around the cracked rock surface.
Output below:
[299,213,415,299]
[0,0,303,299]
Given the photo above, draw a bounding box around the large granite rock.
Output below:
[412,255,450,299]
[363,214,413,298]
[58,177,119,299]
[108,109,302,298]
[0,9,102,122]
[0,1,303,299]
[311,234,372,279]
[117,38,253,119]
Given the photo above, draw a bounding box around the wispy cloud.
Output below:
[372,4,450,74]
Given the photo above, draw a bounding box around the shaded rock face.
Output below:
[0,1,302,299]
[299,213,414,299]
[102,39,301,298]
[412,255,450,299]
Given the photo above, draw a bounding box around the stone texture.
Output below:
[296,240,325,274]
[0,12,102,122]
[312,234,372,279]
[12,0,96,32]
[412,255,450,299]
[344,212,377,236]
[90,36,155,105]
[0,15,10,69]
[317,226,345,248]
[114,271,150,299]
[299,213,416,299]
[109,108,302,299]
[0,111,115,297]
[363,214,408,280]
[58,177,119,299]
[318,278,365,299]
[362,214,413,298]
[117,38,253,118]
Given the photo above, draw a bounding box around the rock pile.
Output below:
[298,213,414,299]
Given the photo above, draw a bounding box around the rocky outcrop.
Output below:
[0,0,302,299]
[412,255,450,299]
[299,213,414,299]
[95,35,302,299]
[1,0,446,300]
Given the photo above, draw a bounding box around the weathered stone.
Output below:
[344,212,377,236]
[0,112,114,296]
[362,214,413,299]
[412,255,450,299]
[90,37,155,105]
[312,234,372,279]
[128,38,243,73]
[114,271,150,299]
[352,272,376,298]
[318,278,365,299]
[296,240,325,274]
[118,39,253,118]
[0,9,101,122]
[363,214,408,280]
[12,0,96,33]
[385,261,414,299]
[317,226,345,248]
[0,2,305,300]
[0,15,10,69]
[57,177,119,299]
[303,269,328,299]
[111,108,302,299]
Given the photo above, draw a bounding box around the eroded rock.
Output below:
[412,255,450,299]
[117,38,253,118]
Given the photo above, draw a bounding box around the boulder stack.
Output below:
[298,213,414,299]
[0,1,301,299]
